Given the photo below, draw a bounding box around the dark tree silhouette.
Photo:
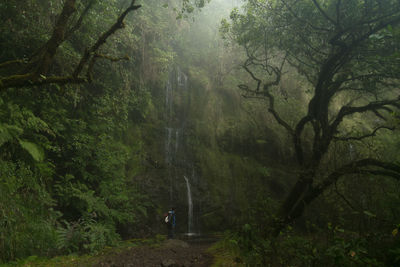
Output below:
[225,0,400,233]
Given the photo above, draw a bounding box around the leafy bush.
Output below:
[219,222,399,266]
[55,215,119,254]
[0,160,59,263]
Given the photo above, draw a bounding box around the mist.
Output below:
[1,0,400,265]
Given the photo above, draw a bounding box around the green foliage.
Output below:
[219,223,397,266]
[55,216,119,254]
[18,140,44,162]
[0,0,156,263]
[0,160,59,263]
[1,0,398,265]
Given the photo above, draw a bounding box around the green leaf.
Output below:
[18,139,44,161]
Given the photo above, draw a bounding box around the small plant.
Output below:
[56,215,119,255]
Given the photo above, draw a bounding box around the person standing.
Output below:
[166,207,176,239]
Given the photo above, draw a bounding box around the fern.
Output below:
[55,220,83,253]
[18,139,44,162]
[0,123,23,147]
[55,223,70,251]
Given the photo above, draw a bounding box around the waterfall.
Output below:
[184,175,193,234]
[165,127,173,201]
[164,66,197,234]
[165,79,173,119]
[349,143,354,160]
[165,127,173,165]
[177,66,188,89]
[165,70,175,203]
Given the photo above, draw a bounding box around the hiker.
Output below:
[165,207,176,239]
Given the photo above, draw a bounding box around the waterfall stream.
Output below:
[184,176,194,234]
[164,66,196,235]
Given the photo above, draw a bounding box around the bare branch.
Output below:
[239,54,294,136]
[241,62,262,92]
[330,97,400,134]
[278,157,400,230]
[0,0,141,90]
[334,73,397,85]
[73,1,141,77]
[334,126,395,141]
[313,158,400,196]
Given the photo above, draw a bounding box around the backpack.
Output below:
[164,213,170,224]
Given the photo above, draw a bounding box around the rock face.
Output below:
[141,65,294,235]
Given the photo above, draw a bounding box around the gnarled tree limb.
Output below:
[239,55,294,136]
[334,126,395,141]
[0,0,141,90]
[330,97,400,134]
[277,158,400,229]
[313,158,400,197]
[73,0,141,77]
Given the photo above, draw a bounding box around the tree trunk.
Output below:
[273,169,315,235]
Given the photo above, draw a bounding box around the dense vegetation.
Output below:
[1,0,400,266]
[220,0,400,265]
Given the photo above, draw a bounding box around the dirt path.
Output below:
[93,239,215,267]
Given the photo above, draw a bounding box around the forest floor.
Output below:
[92,239,215,267]
[5,237,222,267]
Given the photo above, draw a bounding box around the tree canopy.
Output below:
[224,0,400,230]
[1,0,400,265]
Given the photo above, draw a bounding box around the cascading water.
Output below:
[165,79,173,119]
[165,127,173,200]
[164,66,197,235]
[184,176,194,234]
[349,143,354,160]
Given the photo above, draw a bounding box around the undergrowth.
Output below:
[0,235,167,267]
[208,223,400,267]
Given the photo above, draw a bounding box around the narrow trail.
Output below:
[93,239,215,267]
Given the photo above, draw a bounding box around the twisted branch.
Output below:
[334,126,395,141]
[0,0,141,90]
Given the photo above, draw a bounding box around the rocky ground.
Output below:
[92,239,214,267]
